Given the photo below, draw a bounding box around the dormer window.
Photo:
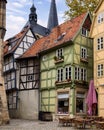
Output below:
[81,27,88,37]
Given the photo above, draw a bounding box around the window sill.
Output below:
[80,58,88,63]
[55,80,72,85]
[54,59,64,64]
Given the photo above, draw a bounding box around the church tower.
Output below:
[47,0,58,31]
[0,0,9,124]
[29,3,37,24]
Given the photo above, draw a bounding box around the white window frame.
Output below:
[65,66,71,80]
[81,47,87,59]
[80,68,87,81]
[97,37,103,50]
[57,68,63,82]
[75,67,87,81]
[97,64,103,77]
[56,48,63,59]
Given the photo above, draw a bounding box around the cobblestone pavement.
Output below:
[0,119,97,130]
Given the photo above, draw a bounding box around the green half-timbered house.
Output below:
[40,12,93,117]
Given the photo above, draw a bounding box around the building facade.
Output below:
[90,0,104,116]
[40,12,93,117]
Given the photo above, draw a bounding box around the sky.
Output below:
[5,0,68,40]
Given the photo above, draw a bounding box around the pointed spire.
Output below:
[29,3,37,23]
[47,0,58,31]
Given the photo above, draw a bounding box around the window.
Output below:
[42,55,47,61]
[57,93,69,114]
[56,48,63,59]
[81,27,88,37]
[76,92,85,113]
[98,13,104,23]
[57,68,63,81]
[75,67,80,80]
[97,64,103,77]
[81,47,87,59]
[65,66,71,80]
[75,67,87,81]
[97,37,103,50]
[20,60,27,67]
[4,56,13,71]
[57,68,63,82]
[81,68,87,81]
[27,75,34,81]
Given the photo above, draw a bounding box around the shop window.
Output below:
[57,93,69,114]
[76,92,85,113]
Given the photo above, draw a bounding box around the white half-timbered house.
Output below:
[3,26,37,118]
[3,0,58,119]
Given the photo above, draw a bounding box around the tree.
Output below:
[65,0,99,19]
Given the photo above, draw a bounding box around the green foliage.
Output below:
[65,0,99,19]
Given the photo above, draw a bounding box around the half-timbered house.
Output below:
[39,12,93,118]
[3,26,37,118]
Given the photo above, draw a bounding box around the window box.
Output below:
[74,80,88,85]
[80,58,88,63]
[54,56,64,64]
[55,80,72,85]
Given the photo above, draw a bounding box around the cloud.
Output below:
[5,15,26,40]
[12,2,23,8]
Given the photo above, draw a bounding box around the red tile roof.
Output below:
[16,12,88,59]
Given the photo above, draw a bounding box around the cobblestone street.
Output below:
[0,119,97,130]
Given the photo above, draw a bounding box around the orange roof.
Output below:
[4,26,30,56]
[17,12,88,59]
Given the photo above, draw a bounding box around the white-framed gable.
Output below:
[14,29,36,58]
